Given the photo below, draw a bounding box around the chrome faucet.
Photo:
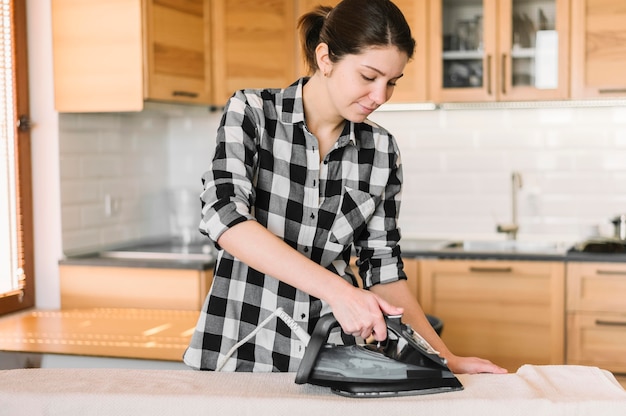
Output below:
[497,171,523,240]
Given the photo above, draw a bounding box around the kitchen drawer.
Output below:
[567,312,626,374]
[419,259,565,372]
[60,265,213,311]
[567,262,626,313]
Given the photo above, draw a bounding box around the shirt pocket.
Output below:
[329,188,379,247]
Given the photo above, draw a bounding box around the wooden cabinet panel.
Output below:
[52,0,212,111]
[571,0,626,98]
[429,0,570,103]
[144,0,212,104]
[59,264,213,311]
[419,259,565,372]
[566,262,626,313]
[386,0,429,103]
[566,261,626,377]
[211,0,297,105]
[52,0,145,112]
[567,312,626,374]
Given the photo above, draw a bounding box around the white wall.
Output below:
[27,0,61,309]
[370,105,626,242]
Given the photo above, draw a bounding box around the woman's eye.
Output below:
[361,75,375,82]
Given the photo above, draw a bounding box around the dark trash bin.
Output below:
[426,314,444,336]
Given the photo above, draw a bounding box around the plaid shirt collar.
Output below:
[280,77,356,149]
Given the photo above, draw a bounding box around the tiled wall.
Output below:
[59,103,626,254]
[370,105,626,243]
[59,105,216,254]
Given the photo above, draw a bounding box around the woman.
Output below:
[184,0,507,375]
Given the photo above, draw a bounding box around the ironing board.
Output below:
[0,365,625,415]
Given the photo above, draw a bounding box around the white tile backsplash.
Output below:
[59,102,626,255]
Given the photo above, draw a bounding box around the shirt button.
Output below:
[323,160,328,165]
[310,213,315,220]
[304,247,309,253]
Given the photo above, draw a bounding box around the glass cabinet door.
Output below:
[430,0,497,102]
[498,0,570,101]
[430,0,569,103]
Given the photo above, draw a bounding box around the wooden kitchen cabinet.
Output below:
[210,0,297,106]
[570,0,626,99]
[429,0,569,103]
[418,258,565,372]
[59,264,213,311]
[52,0,212,112]
[566,262,626,380]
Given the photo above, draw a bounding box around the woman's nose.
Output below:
[370,83,389,105]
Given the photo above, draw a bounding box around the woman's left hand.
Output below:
[445,355,509,374]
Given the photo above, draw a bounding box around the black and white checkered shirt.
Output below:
[184,78,407,372]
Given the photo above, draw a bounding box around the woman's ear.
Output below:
[315,42,332,77]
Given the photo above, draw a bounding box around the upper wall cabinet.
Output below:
[52,0,212,112]
[387,0,430,103]
[210,0,297,106]
[570,0,626,99]
[429,0,569,103]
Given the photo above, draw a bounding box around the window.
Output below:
[0,0,34,315]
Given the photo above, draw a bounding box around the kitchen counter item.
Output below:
[1,365,624,415]
[611,214,626,240]
[100,239,214,262]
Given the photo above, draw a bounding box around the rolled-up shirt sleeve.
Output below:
[199,91,259,245]
[354,140,407,288]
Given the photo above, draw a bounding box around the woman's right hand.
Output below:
[326,285,403,341]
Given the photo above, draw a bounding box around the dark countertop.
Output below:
[58,255,214,270]
[398,238,570,261]
[400,238,626,263]
[59,239,215,270]
[59,238,626,270]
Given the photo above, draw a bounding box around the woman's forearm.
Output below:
[216,220,354,306]
[369,280,453,358]
[216,220,403,340]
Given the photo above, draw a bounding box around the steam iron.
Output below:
[295,314,463,397]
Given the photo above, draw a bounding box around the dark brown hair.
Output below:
[298,0,416,74]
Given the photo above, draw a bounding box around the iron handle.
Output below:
[469,266,513,273]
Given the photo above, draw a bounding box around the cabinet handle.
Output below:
[596,269,626,276]
[595,319,626,327]
[469,266,512,273]
[501,54,507,95]
[172,91,199,98]
[598,88,626,94]
[486,54,492,95]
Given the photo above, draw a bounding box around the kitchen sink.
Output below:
[99,240,214,262]
[445,240,569,255]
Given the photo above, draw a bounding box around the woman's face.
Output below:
[324,45,409,123]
